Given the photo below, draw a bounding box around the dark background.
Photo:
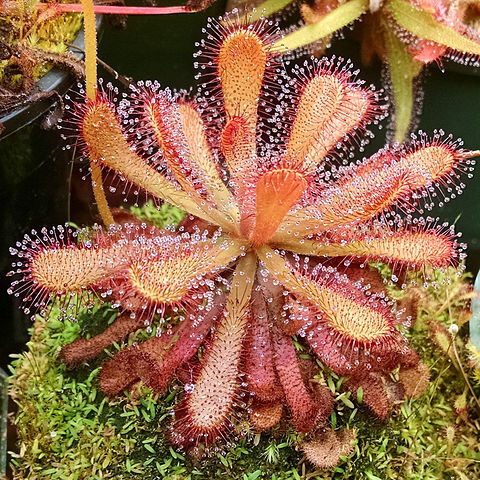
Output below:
[0,0,479,370]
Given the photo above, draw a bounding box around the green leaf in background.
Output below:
[386,0,480,56]
[274,0,369,51]
[382,19,423,141]
[248,0,295,22]
[356,386,363,404]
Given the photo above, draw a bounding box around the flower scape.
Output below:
[8,12,478,466]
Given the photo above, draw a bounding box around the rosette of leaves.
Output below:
[245,0,480,141]
[8,8,478,466]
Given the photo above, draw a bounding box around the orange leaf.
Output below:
[250,168,307,246]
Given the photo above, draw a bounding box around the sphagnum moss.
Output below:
[9,207,480,480]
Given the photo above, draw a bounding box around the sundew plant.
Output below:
[7,2,478,468]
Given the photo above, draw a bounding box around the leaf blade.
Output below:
[274,0,369,52]
[249,0,295,21]
[386,0,480,56]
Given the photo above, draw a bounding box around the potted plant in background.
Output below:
[5,2,480,479]
[0,0,90,136]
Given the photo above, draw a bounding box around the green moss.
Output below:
[9,314,127,479]
[8,208,480,479]
[129,200,186,230]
